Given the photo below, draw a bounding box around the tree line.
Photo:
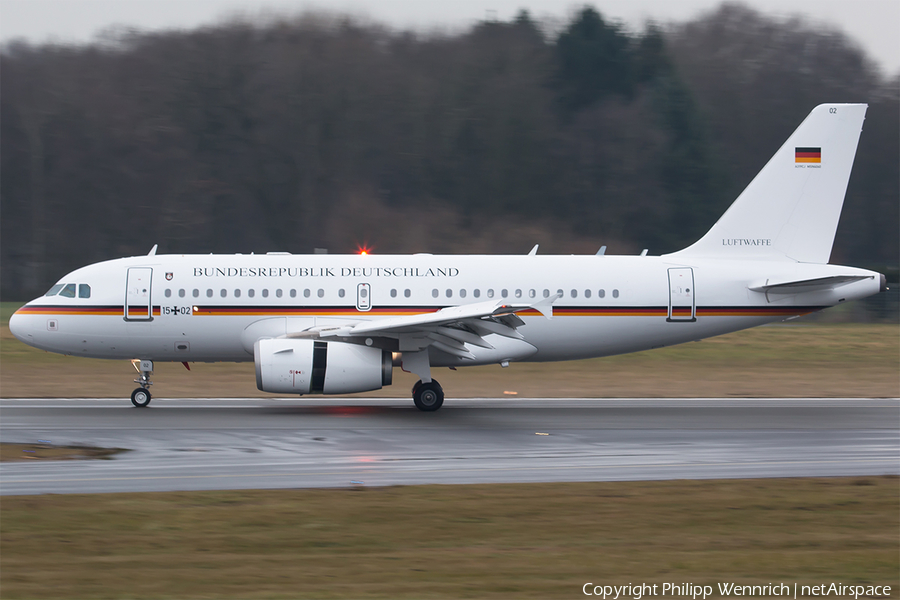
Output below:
[1,3,897,299]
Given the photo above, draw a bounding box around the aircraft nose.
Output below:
[8,308,31,343]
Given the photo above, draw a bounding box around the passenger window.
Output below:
[165,289,172,298]
[432,289,439,298]
[207,289,213,298]
[487,289,494,298]
[529,289,536,298]
[460,289,466,298]
[338,289,346,298]
[391,289,397,298]
[290,289,297,298]
[317,289,324,298]
[571,289,577,298]
[446,289,453,298]
[45,284,64,296]
[179,289,186,298]
[613,289,619,298]
[248,289,255,298]
[220,289,227,298]
[193,289,199,298]
[262,289,269,298]
[59,283,76,298]
[404,289,411,298]
[501,289,508,298]
[543,289,549,298]
[584,289,591,298]
[304,289,311,298]
[599,289,605,298]
[234,289,241,298]
[276,289,283,298]
[473,289,480,298]
[515,289,522,298]
[557,289,564,298]
[78,284,91,298]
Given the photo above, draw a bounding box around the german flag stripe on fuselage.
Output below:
[14,305,826,318]
[190,305,826,317]
[189,306,440,317]
[696,306,821,317]
[191,306,674,317]
[14,305,137,316]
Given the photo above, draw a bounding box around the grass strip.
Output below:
[0,443,128,462]
[1,477,898,599]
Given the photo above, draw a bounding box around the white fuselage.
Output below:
[9,252,881,366]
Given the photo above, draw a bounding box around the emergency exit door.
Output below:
[667,267,695,322]
[356,283,372,311]
[125,267,153,321]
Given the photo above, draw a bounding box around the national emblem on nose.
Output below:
[165,272,173,281]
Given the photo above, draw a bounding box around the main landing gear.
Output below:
[131,359,153,407]
[412,379,443,412]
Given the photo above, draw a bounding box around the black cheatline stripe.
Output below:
[24,305,122,310]
[795,147,821,153]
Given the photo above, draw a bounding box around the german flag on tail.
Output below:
[795,147,821,163]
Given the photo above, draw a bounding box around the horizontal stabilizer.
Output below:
[749,275,872,294]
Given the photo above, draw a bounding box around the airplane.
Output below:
[8,103,887,411]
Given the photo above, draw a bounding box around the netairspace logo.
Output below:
[582,582,892,599]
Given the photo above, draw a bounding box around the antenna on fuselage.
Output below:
[595,246,607,256]
[640,249,648,256]
[148,244,158,256]
[528,244,539,256]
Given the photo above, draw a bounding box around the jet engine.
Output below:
[254,338,392,395]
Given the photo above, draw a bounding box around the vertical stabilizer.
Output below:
[671,103,866,263]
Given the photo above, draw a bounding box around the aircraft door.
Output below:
[125,267,154,321]
[356,283,371,311]
[667,267,695,322]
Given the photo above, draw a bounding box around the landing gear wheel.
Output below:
[131,388,152,408]
[413,379,443,412]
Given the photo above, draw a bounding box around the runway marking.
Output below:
[3,458,896,485]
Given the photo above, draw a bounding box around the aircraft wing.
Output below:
[292,293,560,359]
[749,275,872,294]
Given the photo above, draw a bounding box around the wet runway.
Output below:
[1,398,897,495]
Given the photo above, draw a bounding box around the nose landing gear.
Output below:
[131,359,153,407]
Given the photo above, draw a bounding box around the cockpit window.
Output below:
[59,283,76,298]
[45,284,64,296]
[78,284,91,299]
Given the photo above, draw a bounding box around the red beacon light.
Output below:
[357,245,372,256]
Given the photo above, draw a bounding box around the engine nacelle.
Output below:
[254,338,392,395]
